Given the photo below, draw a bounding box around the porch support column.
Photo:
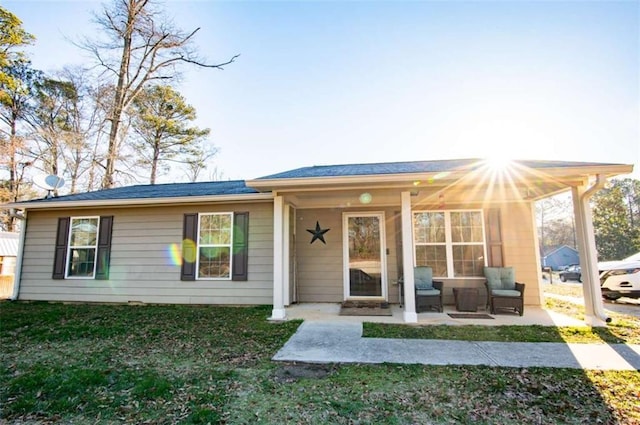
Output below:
[283,204,291,306]
[571,178,609,326]
[270,195,287,320]
[401,191,417,323]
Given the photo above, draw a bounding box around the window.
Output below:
[198,213,233,279]
[67,217,99,278]
[53,216,113,280]
[413,210,486,278]
[181,212,249,281]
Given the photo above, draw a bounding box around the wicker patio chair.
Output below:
[484,266,525,316]
[414,266,444,313]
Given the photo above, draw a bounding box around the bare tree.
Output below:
[0,59,41,231]
[29,67,108,194]
[80,0,237,188]
[184,142,218,182]
[536,194,576,255]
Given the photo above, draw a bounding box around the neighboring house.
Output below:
[0,232,19,298]
[542,245,580,270]
[4,158,633,323]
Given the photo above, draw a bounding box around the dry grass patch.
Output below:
[2,302,639,424]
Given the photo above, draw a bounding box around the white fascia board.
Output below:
[247,173,438,190]
[7,192,274,210]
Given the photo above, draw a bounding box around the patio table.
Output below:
[453,287,479,312]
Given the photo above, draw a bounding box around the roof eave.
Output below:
[6,192,274,210]
[247,164,634,191]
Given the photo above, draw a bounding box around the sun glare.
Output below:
[485,155,515,172]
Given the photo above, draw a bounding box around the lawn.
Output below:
[1,301,639,424]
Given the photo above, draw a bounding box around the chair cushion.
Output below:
[414,266,433,290]
[484,266,516,290]
[416,289,441,296]
[500,267,516,290]
[484,267,502,290]
[491,289,521,297]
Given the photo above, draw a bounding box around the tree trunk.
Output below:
[102,1,136,189]
[150,137,161,184]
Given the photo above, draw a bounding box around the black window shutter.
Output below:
[95,216,114,280]
[52,217,70,279]
[485,208,504,267]
[232,212,249,281]
[181,213,198,281]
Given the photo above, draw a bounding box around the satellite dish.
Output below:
[32,174,65,198]
[45,175,65,190]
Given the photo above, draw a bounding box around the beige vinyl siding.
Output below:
[18,203,273,305]
[296,209,343,302]
[498,202,542,306]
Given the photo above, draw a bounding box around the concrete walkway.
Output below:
[273,320,640,371]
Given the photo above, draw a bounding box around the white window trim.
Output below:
[413,210,487,279]
[196,212,234,280]
[65,216,100,279]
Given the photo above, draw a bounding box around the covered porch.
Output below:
[248,159,634,326]
[283,302,586,327]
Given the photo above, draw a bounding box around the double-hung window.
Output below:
[198,213,233,279]
[413,210,486,278]
[53,215,113,280]
[181,211,249,281]
[67,217,99,278]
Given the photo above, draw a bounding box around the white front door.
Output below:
[343,212,387,300]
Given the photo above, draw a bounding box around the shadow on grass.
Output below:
[360,309,639,423]
[2,301,638,424]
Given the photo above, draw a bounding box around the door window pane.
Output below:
[348,215,382,297]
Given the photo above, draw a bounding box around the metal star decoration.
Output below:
[306,221,330,244]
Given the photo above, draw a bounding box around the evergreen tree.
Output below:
[592,179,640,260]
[129,84,210,184]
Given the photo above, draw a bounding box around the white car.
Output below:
[598,252,640,300]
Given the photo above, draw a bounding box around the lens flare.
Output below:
[168,239,197,266]
[167,243,183,266]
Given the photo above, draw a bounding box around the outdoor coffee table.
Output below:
[453,287,479,312]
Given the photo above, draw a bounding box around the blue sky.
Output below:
[6,0,640,181]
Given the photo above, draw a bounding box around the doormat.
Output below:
[448,313,494,319]
[339,302,392,316]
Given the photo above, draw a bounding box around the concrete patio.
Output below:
[283,303,587,327]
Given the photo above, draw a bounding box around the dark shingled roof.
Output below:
[258,158,621,179]
[21,180,258,204]
[17,159,627,205]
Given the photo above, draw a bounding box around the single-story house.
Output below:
[542,245,580,271]
[5,158,633,324]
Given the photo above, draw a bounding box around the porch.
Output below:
[283,302,586,327]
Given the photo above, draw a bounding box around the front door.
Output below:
[343,212,387,300]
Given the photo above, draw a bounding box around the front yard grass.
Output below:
[1,301,639,424]
[364,284,640,344]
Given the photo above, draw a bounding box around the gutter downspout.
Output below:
[574,174,610,325]
[11,209,27,301]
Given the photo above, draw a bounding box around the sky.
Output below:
[5,0,640,182]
